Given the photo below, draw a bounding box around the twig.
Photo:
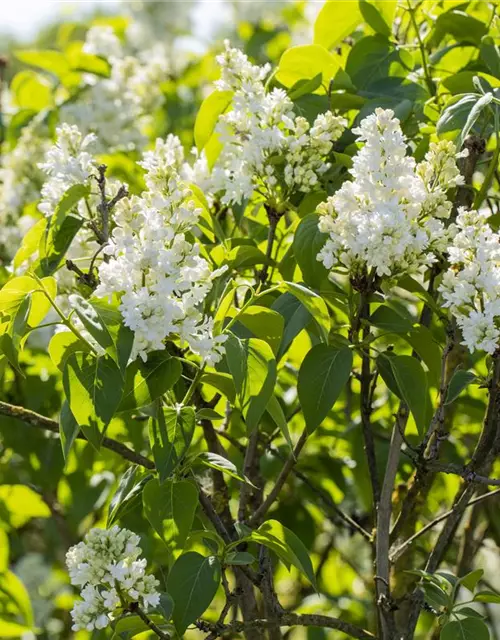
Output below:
[258,205,282,284]
[248,429,308,527]
[375,405,408,638]
[389,488,500,562]
[197,611,375,640]
[0,401,154,469]
[128,602,170,639]
[205,570,239,639]
[286,460,372,542]
[238,429,260,522]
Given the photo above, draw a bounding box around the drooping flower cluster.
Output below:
[38,124,97,218]
[123,0,192,50]
[440,208,500,354]
[0,123,49,261]
[317,108,464,280]
[95,135,227,363]
[196,41,346,205]
[60,26,167,152]
[66,526,159,632]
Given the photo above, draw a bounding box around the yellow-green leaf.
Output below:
[276,45,340,93]
[314,1,362,50]
[194,90,233,151]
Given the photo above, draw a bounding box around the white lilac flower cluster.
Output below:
[95,135,227,364]
[229,0,293,27]
[195,41,346,206]
[124,0,192,50]
[317,108,464,279]
[66,526,160,632]
[0,124,49,260]
[440,208,500,355]
[38,123,97,218]
[60,26,167,152]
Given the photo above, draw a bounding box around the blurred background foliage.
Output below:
[1,1,500,639]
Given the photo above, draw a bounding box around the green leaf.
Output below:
[441,618,489,640]
[248,520,316,588]
[108,466,140,526]
[63,352,124,445]
[345,35,399,89]
[481,35,500,78]
[0,485,50,529]
[0,620,33,637]
[474,590,500,604]
[225,335,276,431]
[225,551,255,566]
[200,371,236,403]
[460,569,484,592]
[437,94,478,136]
[293,214,330,289]
[389,355,429,435]
[433,10,487,47]
[236,306,284,356]
[167,552,221,635]
[227,245,270,269]
[276,45,340,93]
[288,73,323,100]
[186,530,225,555]
[69,294,114,351]
[44,183,89,244]
[59,401,80,460]
[16,49,70,77]
[149,407,195,482]
[282,282,330,343]
[445,370,478,405]
[13,218,46,270]
[194,90,233,151]
[0,530,9,573]
[0,570,34,626]
[195,452,247,483]
[158,593,174,621]
[458,92,493,148]
[314,0,362,50]
[118,352,182,412]
[196,408,225,421]
[0,276,38,321]
[422,582,449,610]
[214,285,237,335]
[11,70,53,111]
[48,331,90,370]
[67,48,111,77]
[88,297,134,373]
[455,606,483,618]
[112,614,172,639]
[359,0,392,37]
[272,292,312,360]
[266,395,293,450]
[369,305,413,333]
[298,345,352,433]
[0,334,23,375]
[108,471,152,527]
[143,479,198,557]
[403,326,442,387]
[39,214,83,275]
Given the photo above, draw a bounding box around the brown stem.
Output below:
[238,429,261,522]
[248,429,308,528]
[259,205,281,284]
[129,602,170,639]
[389,488,500,563]
[198,612,375,640]
[375,406,408,639]
[0,401,154,469]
